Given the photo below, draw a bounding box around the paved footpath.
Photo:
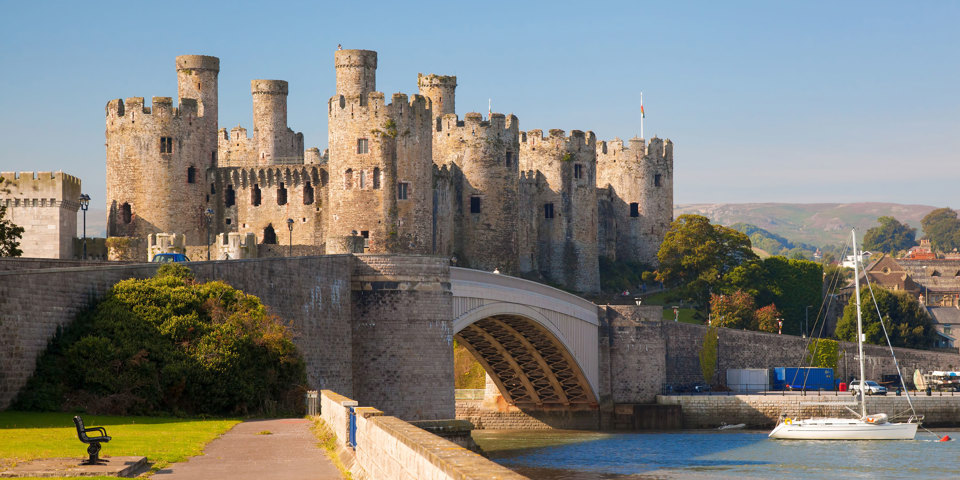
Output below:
[153,418,342,480]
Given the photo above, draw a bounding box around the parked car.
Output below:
[849,380,887,396]
[151,253,190,263]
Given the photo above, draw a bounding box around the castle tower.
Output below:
[418,74,456,117]
[434,112,521,273]
[0,171,81,259]
[335,49,377,98]
[519,129,599,292]
[105,55,220,257]
[251,80,304,165]
[596,136,674,266]
[176,55,219,144]
[326,50,434,254]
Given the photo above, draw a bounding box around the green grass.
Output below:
[0,411,239,479]
[662,307,701,324]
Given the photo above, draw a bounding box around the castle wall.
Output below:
[434,112,520,273]
[519,129,600,293]
[0,172,81,259]
[596,137,673,266]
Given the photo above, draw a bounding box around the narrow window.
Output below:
[359,170,366,189]
[505,151,513,168]
[344,169,353,189]
[187,166,197,184]
[654,173,662,187]
[320,169,329,188]
[544,203,555,219]
[277,182,287,205]
[225,185,235,207]
[121,202,132,224]
[630,202,639,217]
[360,230,370,251]
[210,183,216,194]
[211,151,217,164]
[225,218,232,225]
[357,138,369,154]
[304,181,314,205]
[160,136,173,154]
[574,163,583,179]
[470,196,482,214]
[397,182,409,200]
[373,167,381,189]
[263,224,277,244]
[252,184,262,206]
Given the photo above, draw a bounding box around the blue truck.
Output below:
[773,367,834,391]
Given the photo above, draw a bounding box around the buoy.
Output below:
[940,435,951,442]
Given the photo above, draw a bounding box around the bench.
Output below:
[73,416,111,465]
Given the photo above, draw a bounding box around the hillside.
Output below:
[675,203,938,248]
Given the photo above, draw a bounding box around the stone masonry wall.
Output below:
[350,255,454,420]
[0,171,81,259]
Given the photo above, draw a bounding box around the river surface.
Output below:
[473,429,960,479]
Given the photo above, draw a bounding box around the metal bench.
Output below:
[73,415,111,465]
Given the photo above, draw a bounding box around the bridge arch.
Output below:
[451,268,600,409]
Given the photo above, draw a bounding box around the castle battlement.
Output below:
[213,165,324,190]
[521,128,596,151]
[439,112,519,134]
[105,97,199,120]
[329,91,432,119]
[0,171,82,203]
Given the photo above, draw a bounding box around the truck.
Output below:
[772,367,834,391]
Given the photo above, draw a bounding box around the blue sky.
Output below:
[0,0,957,208]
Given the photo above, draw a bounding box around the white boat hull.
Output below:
[769,418,917,440]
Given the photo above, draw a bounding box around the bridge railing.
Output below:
[450,267,598,322]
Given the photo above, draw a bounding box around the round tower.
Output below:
[176,55,219,140]
[251,79,289,165]
[637,137,674,265]
[334,49,377,98]
[418,73,457,116]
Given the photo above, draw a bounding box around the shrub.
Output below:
[15,264,306,416]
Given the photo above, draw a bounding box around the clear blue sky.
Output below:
[1,0,957,208]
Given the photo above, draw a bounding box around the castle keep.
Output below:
[105,50,673,292]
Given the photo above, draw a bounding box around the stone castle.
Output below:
[105,50,673,292]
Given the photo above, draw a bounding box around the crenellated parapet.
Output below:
[418,73,457,116]
[105,97,198,128]
[0,171,82,208]
[0,171,82,259]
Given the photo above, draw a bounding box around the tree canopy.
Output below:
[656,214,757,306]
[709,290,757,329]
[835,286,936,349]
[722,256,822,336]
[0,176,24,257]
[15,264,307,415]
[862,216,916,253]
[921,208,960,254]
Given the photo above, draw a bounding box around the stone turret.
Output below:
[335,49,377,99]
[418,73,457,117]
[251,79,304,165]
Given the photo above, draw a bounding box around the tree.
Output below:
[723,256,822,335]
[699,326,718,385]
[835,286,936,349]
[862,216,916,254]
[710,290,756,329]
[0,175,24,257]
[756,304,782,333]
[920,208,960,254]
[656,215,757,306]
[805,338,841,374]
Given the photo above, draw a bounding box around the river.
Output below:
[473,429,960,479]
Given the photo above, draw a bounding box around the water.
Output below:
[473,429,960,479]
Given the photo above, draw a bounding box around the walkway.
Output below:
[153,418,342,480]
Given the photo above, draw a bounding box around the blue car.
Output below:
[151,253,190,263]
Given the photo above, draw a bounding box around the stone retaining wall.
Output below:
[320,390,526,480]
[659,394,960,428]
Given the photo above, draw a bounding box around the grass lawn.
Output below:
[0,411,239,479]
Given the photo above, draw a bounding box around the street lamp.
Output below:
[286,218,294,256]
[78,194,90,260]
[204,208,214,261]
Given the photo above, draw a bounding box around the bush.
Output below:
[15,264,306,416]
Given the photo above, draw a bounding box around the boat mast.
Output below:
[852,229,867,418]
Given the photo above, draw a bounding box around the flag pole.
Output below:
[640,91,644,139]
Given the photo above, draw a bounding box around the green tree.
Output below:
[709,290,756,329]
[723,256,822,335]
[699,326,718,384]
[835,286,936,349]
[0,176,24,257]
[656,215,757,307]
[920,208,960,253]
[756,304,782,333]
[862,216,917,253]
[805,338,841,374]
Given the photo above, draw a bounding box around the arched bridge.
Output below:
[450,267,600,409]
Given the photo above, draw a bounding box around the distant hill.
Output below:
[675,203,937,248]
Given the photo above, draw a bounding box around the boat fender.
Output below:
[784,418,792,425]
[941,435,952,442]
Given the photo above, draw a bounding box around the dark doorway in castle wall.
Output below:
[303,182,314,205]
[252,184,262,206]
[121,202,132,224]
[263,224,277,244]
[225,185,235,207]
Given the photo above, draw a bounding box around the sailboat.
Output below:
[769,229,919,440]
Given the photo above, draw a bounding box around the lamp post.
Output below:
[286,218,294,256]
[78,194,90,260]
[204,208,214,261]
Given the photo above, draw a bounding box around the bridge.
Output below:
[450,267,600,409]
